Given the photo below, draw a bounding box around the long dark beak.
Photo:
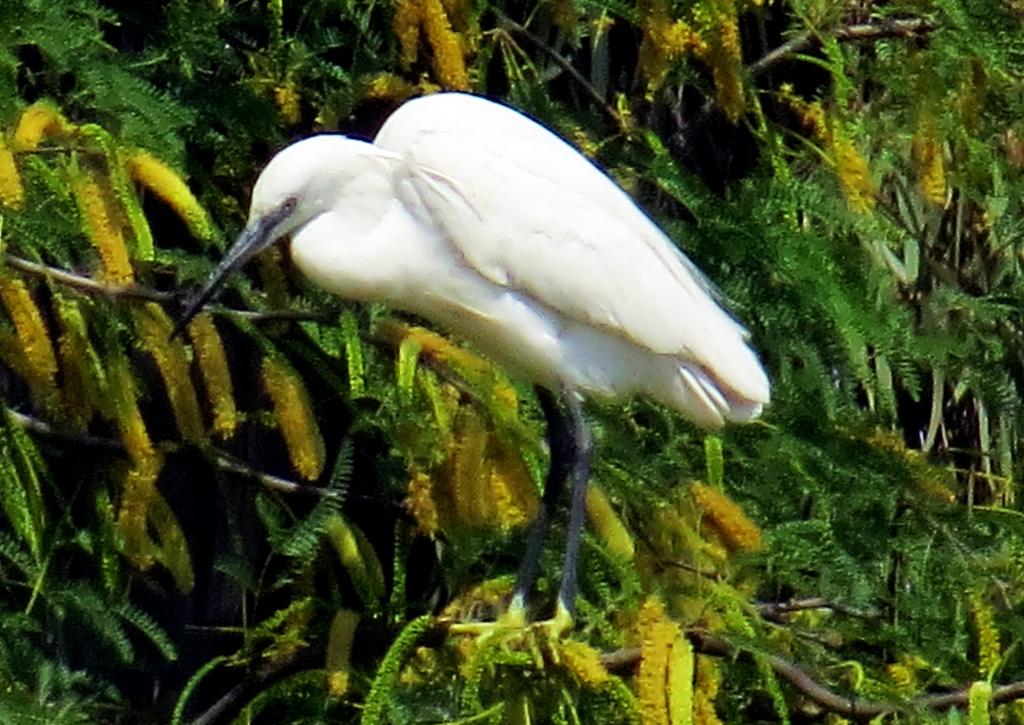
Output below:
[171,200,294,339]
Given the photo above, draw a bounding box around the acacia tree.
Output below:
[0,0,1022,722]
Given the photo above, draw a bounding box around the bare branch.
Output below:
[758,596,880,622]
[4,253,174,302]
[3,252,331,325]
[5,407,330,497]
[750,18,935,77]
[603,631,1024,719]
[494,14,626,133]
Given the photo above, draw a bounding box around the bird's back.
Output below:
[374,93,769,426]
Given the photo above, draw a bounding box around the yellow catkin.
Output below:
[691,482,762,553]
[261,356,326,480]
[0,275,59,410]
[148,487,195,593]
[829,120,875,214]
[488,437,538,530]
[326,609,360,696]
[274,82,302,125]
[187,313,237,438]
[397,324,519,412]
[124,150,212,240]
[450,406,492,526]
[364,72,418,102]
[913,122,946,206]
[71,171,135,284]
[12,101,70,152]
[586,484,635,560]
[405,470,440,536]
[638,0,704,90]
[707,10,744,121]
[637,597,683,725]
[54,298,97,430]
[694,655,723,725]
[886,661,916,690]
[394,0,422,67]
[116,454,164,571]
[777,85,825,139]
[969,590,1000,678]
[135,303,205,442]
[0,135,24,210]
[421,0,470,90]
[866,430,956,503]
[560,639,610,687]
[107,356,156,467]
[667,627,695,725]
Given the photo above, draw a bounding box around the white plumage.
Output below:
[244,92,769,427]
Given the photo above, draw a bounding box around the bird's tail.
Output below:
[673,363,767,428]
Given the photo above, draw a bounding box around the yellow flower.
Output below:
[560,639,610,687]
[262,356,326,480]
[12,101,70,152]
[691,482,762,553]
[636,597,693,725]
[394,0,421,68]
[0,135,24,210]
[107,356,156,467]
[71,171,135,284]
[274,82,301,125]
[405,470,440,536]
[707,12,744,121]
[912,122,946,206]
[0,275,58,410]
[969,590,1000,678]
[586,484,635,560]
[134,303,205,442]
[829,120,875,214]
[117,455,164,570]
[187,314,237,438]
[125,150,213,240]
[421,0,470,90]
[694,655,723,724]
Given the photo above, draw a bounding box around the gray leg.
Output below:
[556,389,592,616]
[511,386,572,611]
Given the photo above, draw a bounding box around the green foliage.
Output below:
[0,0,1022,721]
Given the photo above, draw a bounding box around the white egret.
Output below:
[175,92,769,623]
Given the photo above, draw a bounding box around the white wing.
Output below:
[375,94,769,405]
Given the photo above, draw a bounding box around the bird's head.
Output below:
[172,135,380,336]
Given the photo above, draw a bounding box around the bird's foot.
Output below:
[443,593,574,657]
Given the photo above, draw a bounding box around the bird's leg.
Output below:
[554,388,592,628]
[508,386,573,622]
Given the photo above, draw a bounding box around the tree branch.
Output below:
[5,407,330,497]
[494,14,626,133]
[2,253,331,324]
[757,596,880,623]
[602,631,1024,719]
[749,18,935,77]
[4,253,174,302]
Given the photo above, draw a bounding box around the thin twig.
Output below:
[3,253,174,302]
[494,14,625,132]
[749,18,935,77]
[601,631,1024,719]
[758,596,880,622]
[190,649,318,725]
[210,450,331,497]
[2,252,331,324]
[4,407,330,497]
[4,408,124,452]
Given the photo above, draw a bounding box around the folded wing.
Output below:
[375,93,769,407]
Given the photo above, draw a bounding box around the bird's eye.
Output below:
[282,197,298,214]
